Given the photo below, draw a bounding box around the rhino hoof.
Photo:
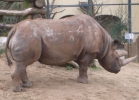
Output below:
[77,76,88,84]
[13,86,25,92]
[21,82,33,88]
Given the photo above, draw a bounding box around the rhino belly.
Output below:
[38,49,78,65]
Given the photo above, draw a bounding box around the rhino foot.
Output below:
[13,86,25,92]
[77,76,88,84]
[21,81,33,88]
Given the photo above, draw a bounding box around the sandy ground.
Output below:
[0,55,139,100]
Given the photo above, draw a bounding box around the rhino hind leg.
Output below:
[77,53,96,84]
[9,36,42,92]
[11,64,25,92]
[20,67,32,88]
[11,62,33,92]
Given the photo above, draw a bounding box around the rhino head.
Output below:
[98,40,137,73]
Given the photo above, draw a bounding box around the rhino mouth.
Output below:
[112,63,121,74]
[106,66,120,74]
[115,69,120,74]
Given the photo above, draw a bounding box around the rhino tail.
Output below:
[5,27,16,67]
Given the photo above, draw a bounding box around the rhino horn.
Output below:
[116,50,128,57]
[121,56,137,66]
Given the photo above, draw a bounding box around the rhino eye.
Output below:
[116,58,119,60]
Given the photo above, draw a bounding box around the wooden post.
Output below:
[26,1,34,19]
[124,43,129,58]
[136,36,139,63]
[130,42,136,62]
[133,42,138,62]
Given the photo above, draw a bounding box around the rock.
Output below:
[0,37,7,50]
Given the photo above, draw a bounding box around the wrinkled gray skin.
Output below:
[5,14,124,92]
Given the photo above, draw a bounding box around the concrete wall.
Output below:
[50,0,85,19]
[0,37,7,50]
[131,0,139,33]
[95,0,123,16]
[50,0,125,19]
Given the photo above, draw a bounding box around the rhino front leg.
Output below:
[77,53,96,84]
[77,62,88,84]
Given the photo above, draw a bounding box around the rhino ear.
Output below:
[112,40,121,49]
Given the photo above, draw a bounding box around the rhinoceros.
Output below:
[5,14,136,92]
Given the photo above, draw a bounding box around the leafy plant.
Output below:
[0,49,4,55]
[22,0,30,9]
[109,21,127,43]
[3,2,22,24]
[109,6,128,43]
[0,2,23,36]
[88,61,100,70]
[66,65,73,70]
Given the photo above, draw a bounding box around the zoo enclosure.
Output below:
[0,0,139,62]
[1,0,139,33]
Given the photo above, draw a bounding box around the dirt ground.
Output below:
[0,55,139,100]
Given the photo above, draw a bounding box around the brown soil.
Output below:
[0,55,139,100]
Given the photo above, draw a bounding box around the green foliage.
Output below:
[3,2,22,24]
[0,31,9,36]
[66,65,73,70]
[3,16,21,24]
[110,6,128,43]
[97,17,127,43]
[0,2,23,36]
[109,21,127,43]
[23,0,30,9]
[0,49,4,55]
[0,1,6,9]
[0,1,29,24]
[89,61,100,70]
[12,2,21,10]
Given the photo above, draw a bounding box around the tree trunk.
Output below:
[0,23,14,28]
[35,0,45,8]
[26,1,34,19]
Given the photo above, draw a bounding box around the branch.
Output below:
[0,23,14,28]
[50,0,56,12]
[50,9,65,19]
[94,4,102,16]
[0,8,46,16]
[51,0,56,6]
[78,7,87,14]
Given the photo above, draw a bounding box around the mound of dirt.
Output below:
[0,56,139,100]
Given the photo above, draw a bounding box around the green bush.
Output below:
[109,21,127,43]
[66,65,73,70]
[0,49,4,55]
